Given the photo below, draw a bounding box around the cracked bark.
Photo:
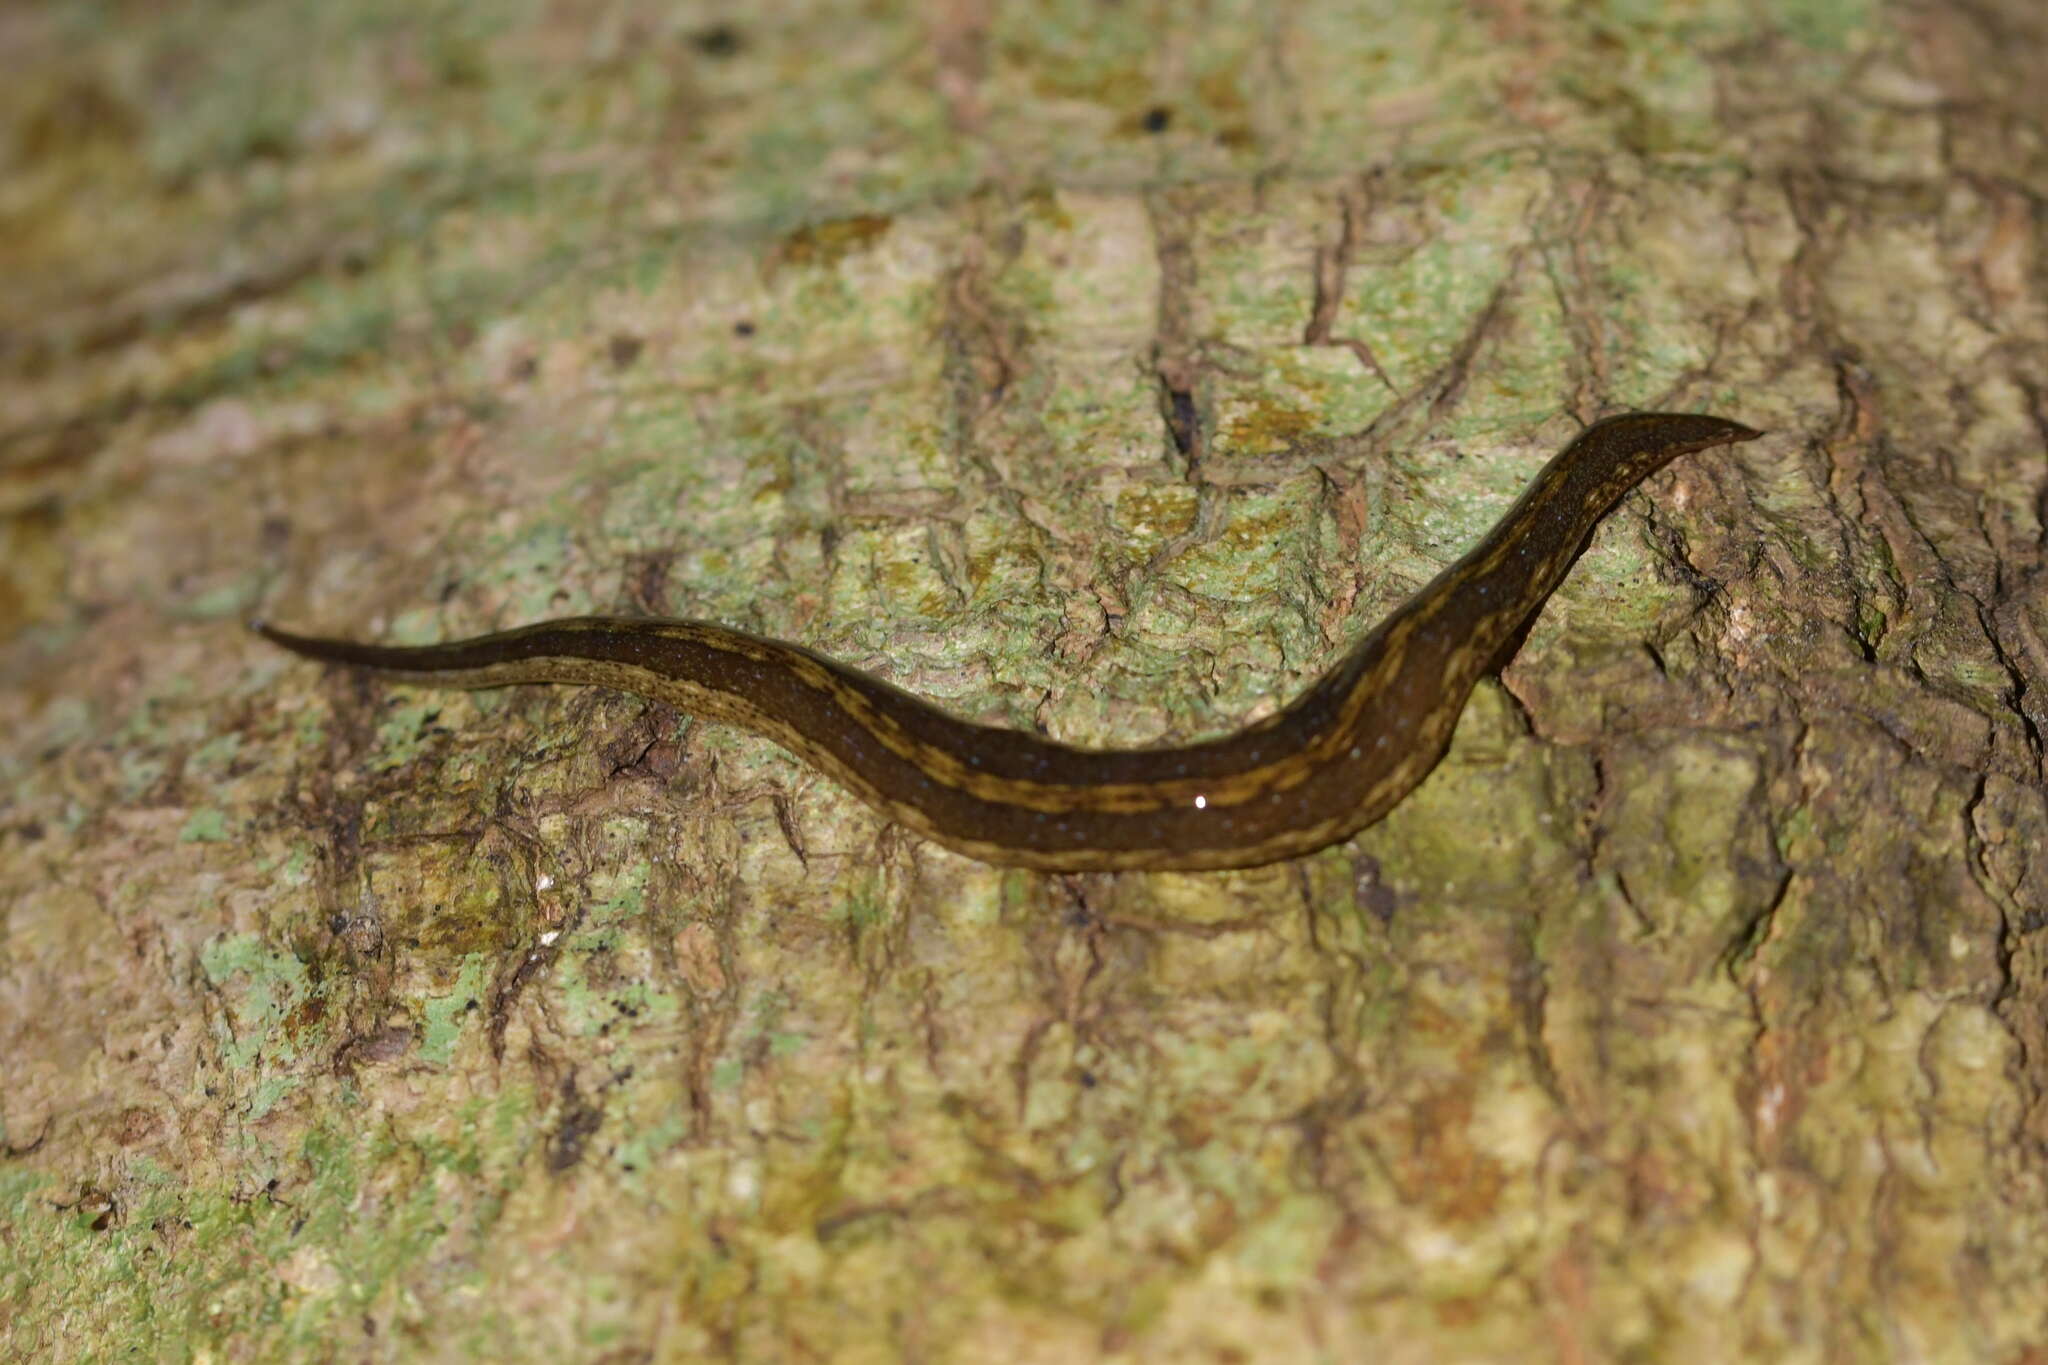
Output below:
[5,3,2048,1363]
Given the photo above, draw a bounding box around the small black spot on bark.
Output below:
[547,1076,605,1172]
[692,24,743,58]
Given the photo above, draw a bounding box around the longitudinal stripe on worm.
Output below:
[256,412,1761,871]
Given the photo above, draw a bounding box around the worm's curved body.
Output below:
[257,412,1759,870]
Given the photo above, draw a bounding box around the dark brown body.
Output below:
[256,412,1760,870]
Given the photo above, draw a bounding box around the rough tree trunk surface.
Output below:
[4,2,2047,1360]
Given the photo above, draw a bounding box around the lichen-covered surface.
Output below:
[4,1,2047,1360]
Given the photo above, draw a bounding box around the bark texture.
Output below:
[3,2,2047,1360]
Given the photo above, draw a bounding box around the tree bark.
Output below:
[3,2,2046,1360]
